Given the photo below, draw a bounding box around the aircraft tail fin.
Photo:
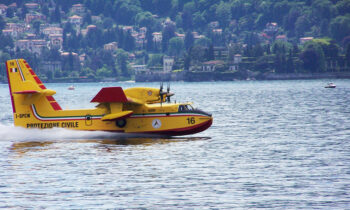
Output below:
[6,59,62,126]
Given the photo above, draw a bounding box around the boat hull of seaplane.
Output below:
[6,59,212,136]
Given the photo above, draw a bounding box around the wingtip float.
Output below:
[5,59,212,136]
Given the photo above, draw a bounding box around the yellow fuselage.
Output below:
[7,59,212,136]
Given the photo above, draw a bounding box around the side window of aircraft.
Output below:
[178,105,184,112]
[179,105,193,112]
[184,105,189,111]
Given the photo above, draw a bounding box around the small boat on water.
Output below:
[68,85,75,90]
[325,82,336,88]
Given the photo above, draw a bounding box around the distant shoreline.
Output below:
[134,71,350,82]
[1,72,350,84]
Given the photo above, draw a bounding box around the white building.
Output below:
[132,65,150,75]
[163,56,174,72]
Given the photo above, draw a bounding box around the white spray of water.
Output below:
[0,123,155,142]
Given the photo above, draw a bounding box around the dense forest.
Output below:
[0,0,349,81]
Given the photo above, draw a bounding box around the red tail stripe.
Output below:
[46,96,55,101]
[29,69,35,75]
[6,61,16,113]
[46,96,62,110]
[34,76,42,84]
[50,102,62,110]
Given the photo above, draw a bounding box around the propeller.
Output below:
[166,83,171,103]
[159,82,165,105]
[159,82,174,104]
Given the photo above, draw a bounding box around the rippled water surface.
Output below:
[0,80,350,208]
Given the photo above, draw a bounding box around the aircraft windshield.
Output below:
[178,104,212,116]
[178,105,194,112]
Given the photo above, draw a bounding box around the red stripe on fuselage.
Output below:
[144,119,212,136]
[6,61,16,113]
[129,114,208,118]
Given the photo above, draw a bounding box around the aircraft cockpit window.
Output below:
[179,105,194,112]
[178,105,184,112]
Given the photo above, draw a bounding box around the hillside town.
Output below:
[0,1,349,82]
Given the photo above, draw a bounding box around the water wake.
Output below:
[0,124,159,142]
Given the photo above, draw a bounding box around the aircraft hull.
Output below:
[6,59,213,136]
[20,105,212,136]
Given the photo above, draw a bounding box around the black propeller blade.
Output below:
[166,83,171,103]
[159,82,174,104]
[159,82,164,105]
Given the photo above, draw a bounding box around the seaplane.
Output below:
[5,59,212,136]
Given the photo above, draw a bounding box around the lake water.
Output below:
[0,80,349,209]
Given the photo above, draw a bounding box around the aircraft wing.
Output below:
[91,87,145,121]
[91,87,143,105]
[101,111,133,121]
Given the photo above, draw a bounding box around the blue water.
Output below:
[0,80,350,208]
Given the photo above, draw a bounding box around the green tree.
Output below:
[168,37,184,57]
[115,3,141,25]
[255,56,271,72]
[286,50,295,73]
[135,12,156,29]
[116,49,129,77]
[51,4,61,23]
[153,0,172,16]
[83,11,92,25]
[20,4,28,20]
[346,44,350,68]
[0,16,5,32]
[215,1,231,28]
[0,34,14,49]
[124,30,135,51]
[311,0,335,21]
[184,53,191,70]
[336,0,350,16]
[6,7,14,18]
[207,44,215,60]
[97,65,113,77]
[194,37,211,47]
[295,15,311,37]
[147,54,163,67]
[146,29,154,51]
[193,12,206,30]
[330,16,350,42]
[162,23,176,53]
[273,1,290,24]
[300,42,326,72]
[41,4,49,17]
[184,31,194,50]
[32,20,42,34]
[181,10,192,31]
[189,45,206,62]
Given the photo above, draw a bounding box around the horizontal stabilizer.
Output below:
[91,87,128,103]
[13,90,39,94]
[101,111,133,121]
[13,89,56,96]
